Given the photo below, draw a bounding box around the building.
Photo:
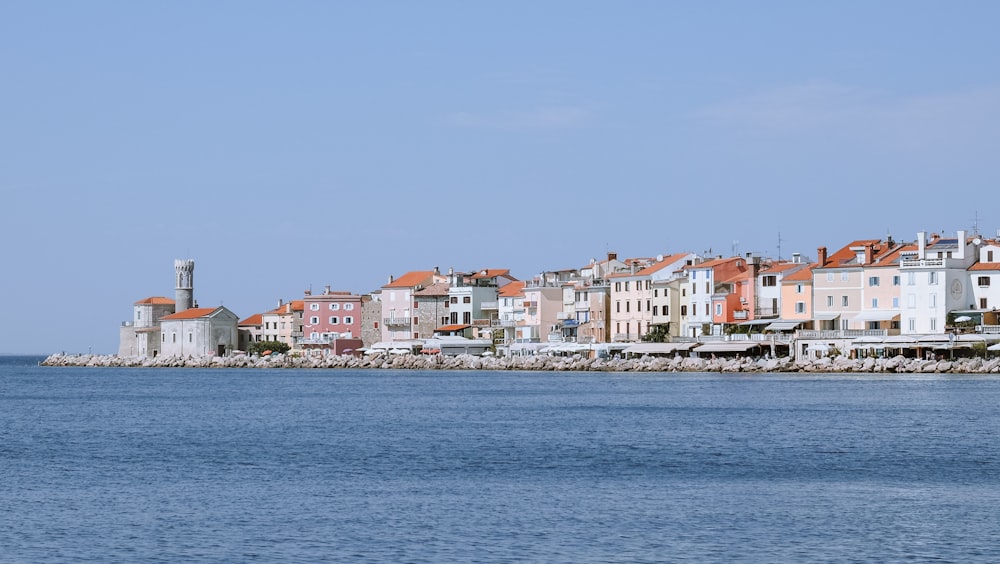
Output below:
[380,269,448,342]
[159,306,239,357]
[301,287,365,353]
[237,313,263,352]
[119,259,200,358]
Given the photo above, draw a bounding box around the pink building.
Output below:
[302,286,366,352]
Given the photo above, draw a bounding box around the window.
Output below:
[413,317,418,325]
[615,282,621,292]
[842,296,849,307]
[826,296,834,307]
[892,297,899,308]
[344,303,354,311]
[715,303,722,316]
[705,282,710,294]
[796,284,803,294]
[310,316,319,324]
[930,294,937,308]
[762,275,777,287]
[172,333,176,343]
[981,298,989,309]
[463,312,471,324]
[907,272,916,285]
[841,272,849,281]
[329,303,340,311]
[930,318,937,331]
[908,318,915,331]
[450,297,458,304]
[188,333,192,343]
[310,303,319,311]
[872,298,878,308]
[979,276,991,287]
[705,303,710,316]
[374,321,379,329]
[413,301,419,309]
[892,275,900,286]
[463,296,471,304]
[827,273,834,282]
[329,316,339,324]
[868,276,880,287]
[162,334,165,342]
[929,272,938,285]
[616,302,620,313]
[626,301,630,313]
[652,306,659,316]
[625,282,630,291]
[344,316,354,325]
[692,284,697,294]
[867,321,880,331]
[795,302,805,313]
[654,289,659,298]
[646,300,651,311]
[989,250,995,262]
[681,305,688,316]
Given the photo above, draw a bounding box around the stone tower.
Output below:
[174,259,195,312]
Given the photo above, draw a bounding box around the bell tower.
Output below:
[174,259,195,312]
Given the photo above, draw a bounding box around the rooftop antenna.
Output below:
[973,211,981,236]
[776,232,783,261]
[732,240,739,257]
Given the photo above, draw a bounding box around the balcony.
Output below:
[383,317,410,327]
[575,301,590,310]
[472,318,492,327]
[480,301,498,310]
[901,258,945,268]
[732,310,749,320]
[796,329,888,339]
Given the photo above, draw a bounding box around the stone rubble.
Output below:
[39,353,1000,374]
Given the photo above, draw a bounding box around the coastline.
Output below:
[40,352,1000,374]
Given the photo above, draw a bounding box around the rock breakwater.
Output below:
[40,353,1000,374]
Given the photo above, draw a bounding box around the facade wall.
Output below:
[303,293,364,341]
[160,316,238,357]
[414,296,449,341]
[361,295,382,347]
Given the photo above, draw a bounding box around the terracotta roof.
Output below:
[471,269,513,279]
[818,239,881,268]
[970,262,1000,271]
[384,270,437,288]
[239,313,264,326]
[435,324,471,332]
[782,264,817,282]
[414,282,451,297]
[499,280,526,298]
[134,296,175,305]
[160,307,218,320]
[635,253,691,276]
[290,300,304,311]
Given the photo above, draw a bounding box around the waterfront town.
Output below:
[73,227,1000,371]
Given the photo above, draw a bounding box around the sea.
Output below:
[2,354,1000,563]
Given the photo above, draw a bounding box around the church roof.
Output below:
[134,296,175,305]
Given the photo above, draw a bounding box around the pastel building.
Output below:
[302,286,365,348]
[238,313,263,351]
[119,296,175,357]
[900,230,978,335]
[381,269,447,342]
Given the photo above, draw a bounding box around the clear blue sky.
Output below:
[3,2,999,354]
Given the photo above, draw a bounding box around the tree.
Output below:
[248,340,290,356]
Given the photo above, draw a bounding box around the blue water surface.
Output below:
[2,355,999,562]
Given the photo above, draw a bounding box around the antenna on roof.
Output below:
[732,240,739,257]
[777,232,783,261]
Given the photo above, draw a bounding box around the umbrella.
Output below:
[954,315,973,323]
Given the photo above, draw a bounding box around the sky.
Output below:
[3,1,999,354]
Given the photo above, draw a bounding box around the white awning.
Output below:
[693,342,763,353]
[884,335,917,344]
[814,313,840,321]
[852,311,900,322]
[764,321,801,331]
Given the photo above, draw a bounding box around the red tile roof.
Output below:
[436,324,471,332]
[414,282,451,297]
[134,296,175,305]
[782,264,817,282]
[499,280,526,298]
[160,307,217,320]
[384,271,437,288]
[472,269,513,280]
[970,262,1000,271]
[239,313,264,326]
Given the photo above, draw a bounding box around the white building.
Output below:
[900,230,977,335]
[159,306,240,357]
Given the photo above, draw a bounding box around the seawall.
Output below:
[40,353,1000,374]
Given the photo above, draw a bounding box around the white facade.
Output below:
[159,306,240,357]
[900,231,977,335]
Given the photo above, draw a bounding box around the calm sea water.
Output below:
[2,355,1000,562]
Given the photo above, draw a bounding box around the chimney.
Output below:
[918,231,926,257]
[608,252,617,261]
[864,244,874,265]
[817,246,827,266]
[434,266,440,275]
[792,252,801,264]
[304,289,311,296]
[324,285,331,295]
[388,275,394,284]
[278,298,284,308]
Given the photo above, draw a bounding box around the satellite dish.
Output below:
[656,254,664,262]
[973,238,983,246]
